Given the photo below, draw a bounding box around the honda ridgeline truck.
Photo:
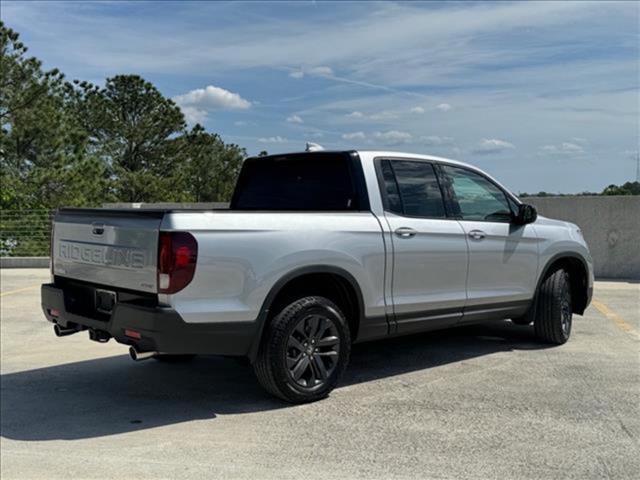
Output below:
[42,150,593,403]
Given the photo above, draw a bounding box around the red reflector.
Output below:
[175,245,191,267]
[124,329,141,340]
[49,309,60,318]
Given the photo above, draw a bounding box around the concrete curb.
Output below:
[1,257,50,268]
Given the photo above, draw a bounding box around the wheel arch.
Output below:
[247,265,365,362]
[537,252,591,315]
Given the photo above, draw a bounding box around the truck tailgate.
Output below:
[52,209,164,293]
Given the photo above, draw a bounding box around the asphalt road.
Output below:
[1,269,638,479]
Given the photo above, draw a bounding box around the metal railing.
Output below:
[0,209,54,257]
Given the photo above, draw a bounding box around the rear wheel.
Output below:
[534,269,572,344]
[253,296,351,403]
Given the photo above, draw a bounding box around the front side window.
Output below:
[379,160,446,218]
[440,165,511,222]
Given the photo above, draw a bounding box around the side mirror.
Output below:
[514,203,537,225]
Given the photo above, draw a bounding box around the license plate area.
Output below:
[95,289,117,314]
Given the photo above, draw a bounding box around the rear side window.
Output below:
[232,153,358,210]
[379,160,403,214]
[379,160,446,218]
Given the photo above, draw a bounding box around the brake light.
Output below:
[157,232,198,294]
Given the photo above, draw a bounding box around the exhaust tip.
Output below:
[129,346,157,361]
[54,324,77,337]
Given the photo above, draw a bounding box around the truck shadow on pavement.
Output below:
[1,321,550,441]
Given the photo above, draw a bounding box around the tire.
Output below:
[253,296,351,403]
[153,354,196,363]
[534,269,573,345]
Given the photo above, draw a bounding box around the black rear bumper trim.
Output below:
[41,284,255,356]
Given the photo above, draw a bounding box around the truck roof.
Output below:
[354,150,474,169]
[253,149,474,170]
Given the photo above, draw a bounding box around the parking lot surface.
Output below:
[1,269,638,479]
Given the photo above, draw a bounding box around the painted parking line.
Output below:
[0,284,40,298]
[592,299,640,340]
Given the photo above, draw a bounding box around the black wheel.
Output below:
[153,354,196,363]
[534,269,572,345]
[253,296,351,403]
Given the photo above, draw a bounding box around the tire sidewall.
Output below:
[534,268,573,345]
[271,297,351,402]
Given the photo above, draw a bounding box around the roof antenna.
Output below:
[305,142,325,152]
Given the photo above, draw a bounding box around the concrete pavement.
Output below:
[1,269,638,479]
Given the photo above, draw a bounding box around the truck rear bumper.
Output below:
[41,284,255,356]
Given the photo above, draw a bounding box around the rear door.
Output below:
[377,159,468,334]
[437,165,538,315]
[53,209,163,293]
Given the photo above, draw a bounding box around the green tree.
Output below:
[0,21,103,210]
[602,181,640,196]
[72,74,187,202]
[176,124,245,202]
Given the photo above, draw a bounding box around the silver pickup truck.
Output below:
[42,150,593,403]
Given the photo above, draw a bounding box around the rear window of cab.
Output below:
[231,153,360,211]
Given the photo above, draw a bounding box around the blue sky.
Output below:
[2,0,639,193]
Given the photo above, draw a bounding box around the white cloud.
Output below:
[369,111,398,121]
[180,106,209,125]
[234,120,247,126]
[309,66,334,76]
[474,138,515,154]
[286,114,304,124]
[436,103,452,112]
[342,131,366,140]
[420,135,454,146]
[410,106,425,114]
[540,142,585,155]
[344,110,398,120]
[259,136,288,143]
[289,66,334,79]
[174,85,251,110]
[173,85,251,124]
[373,130,413,144]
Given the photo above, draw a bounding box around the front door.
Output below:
[437,165,539,320]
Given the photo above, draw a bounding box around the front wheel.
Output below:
[253,296,351,403]
[534,269,572,345]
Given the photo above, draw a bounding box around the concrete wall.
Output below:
[522,196,640,279]
[1,257,50,269]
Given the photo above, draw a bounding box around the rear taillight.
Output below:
[157,232,198,294]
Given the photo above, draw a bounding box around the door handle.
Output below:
[468,229,486,240]
[395,227,417,238]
